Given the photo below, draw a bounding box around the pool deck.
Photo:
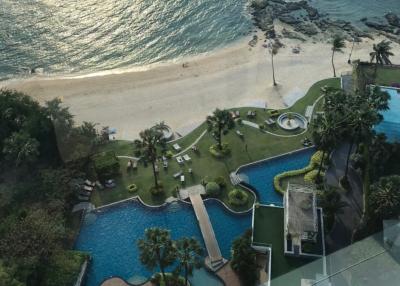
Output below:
[189,193,224,269]
[100,277,152,286]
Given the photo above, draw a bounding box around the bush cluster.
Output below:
[205,182,221,196]
[209,143,231,158]
[228,189,249,206]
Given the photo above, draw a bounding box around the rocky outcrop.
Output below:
[385,13,400,28]
[249,0,399,42]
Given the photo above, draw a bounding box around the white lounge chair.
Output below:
[85,179,95,187]
[173,143,181,151]
[83,185,93,192]
[183,154,191,161]
[163,161,168,169]
[176,156,184,164]
[180,175,185,183]
[236,130,244,137]
[173,171,183,179]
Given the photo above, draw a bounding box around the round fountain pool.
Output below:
[277,112,307,131]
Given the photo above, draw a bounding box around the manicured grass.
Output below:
[375,66,400,86]
[92,78,340,210]
[252,206,321,281]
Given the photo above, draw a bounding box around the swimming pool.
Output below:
[237,148,315,205]
[75,200,251,286]
[374,87,400,142]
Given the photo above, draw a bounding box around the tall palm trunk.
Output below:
[317,150,326,178]
[217,124,222,150]
[151,159,158,188]
[184,264,189,286]
[271,53,277,86]
[344,140,354,179]
[362,147,371,217]
[331,50,336,77]
[158,252,169,286]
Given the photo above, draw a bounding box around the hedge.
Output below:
[205,182,221,196]
[273,151,324,194]
[228,188,249,206]
[209,143,231,158]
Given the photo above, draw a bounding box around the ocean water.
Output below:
[1,0,399,80]
[0,0,252,79]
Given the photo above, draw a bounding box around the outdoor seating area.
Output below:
[230,110,241,119]
[247,110,257,118]
[77,180,96,202]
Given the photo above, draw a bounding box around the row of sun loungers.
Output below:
[176,154,191,164]
[265,118,276,126]
[247,110,256,118]
[230,110,241,119]
[78,180,96,202]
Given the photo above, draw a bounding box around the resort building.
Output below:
[251,184,325,285]
[283,184,320,257]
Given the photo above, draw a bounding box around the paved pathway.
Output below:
[216,262,241,286]
[189,193,223,267]
[179,184,205,200]
[325,143,363,253]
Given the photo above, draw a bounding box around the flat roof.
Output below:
[252,205,320,280]
[287,187,317,236]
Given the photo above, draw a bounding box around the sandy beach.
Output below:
[3,30,400,139]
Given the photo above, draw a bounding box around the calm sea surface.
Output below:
[0,0,399,79]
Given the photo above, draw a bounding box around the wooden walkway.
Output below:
[189,193,223,268]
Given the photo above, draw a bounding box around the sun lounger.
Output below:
[79,190,91,197]
[85,179,95,187]
[155,165,159,173]
[176,156,184,164]
[78,195,89,201]
[188,168,193,174]
[83,185,93,192]
[180,175,185,183]
[235,110,240,117]
[191,145,198,152]
[132,160,138,169]
[183,154,191,161]
[173,143,181,151]
[173,171,183,179]
[163,161,168,169]
[265,118,275,125]
[236,130,244,137]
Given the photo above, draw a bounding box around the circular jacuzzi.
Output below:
[277,112,307,131]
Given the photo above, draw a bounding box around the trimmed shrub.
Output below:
[127,184,138,193]
[165,150,174,158]
[273,151,323,194]
[150,181,164,196]
[92,151,120,181]
[228,189,249,206]
[304,170,323,183]
[205,182,221,196]
[311,151,324,166]
[209,143,231,158]
[215,176,227,188]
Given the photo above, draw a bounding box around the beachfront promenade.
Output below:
[189,193,224,269]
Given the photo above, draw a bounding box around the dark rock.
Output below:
[294,22,319,36]
[385,12,400,28]
[364,21,394,33]
[278,14,301,25]
[360,17,368,22]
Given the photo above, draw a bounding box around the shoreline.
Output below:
[2,30,400,140]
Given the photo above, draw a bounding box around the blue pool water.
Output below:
[75,200,251,286]
[237,148,315,205]
[375,87,400,142]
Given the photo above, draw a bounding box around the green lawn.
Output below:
[91,78,340,210]
[252,206,322,285]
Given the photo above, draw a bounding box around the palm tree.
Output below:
[175,237,202,286]
[369,175,400,219]
[331,36,345,78]
[267,41,280,86]
[319,188,347,229]
[45,98,74,133]
[206,109,234,150]
[135,123,169,189]
[3,131,40,167]
[370,40,394,67]
[137,228,176,286]
[343,87,389,180]
[312,112,341,179]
